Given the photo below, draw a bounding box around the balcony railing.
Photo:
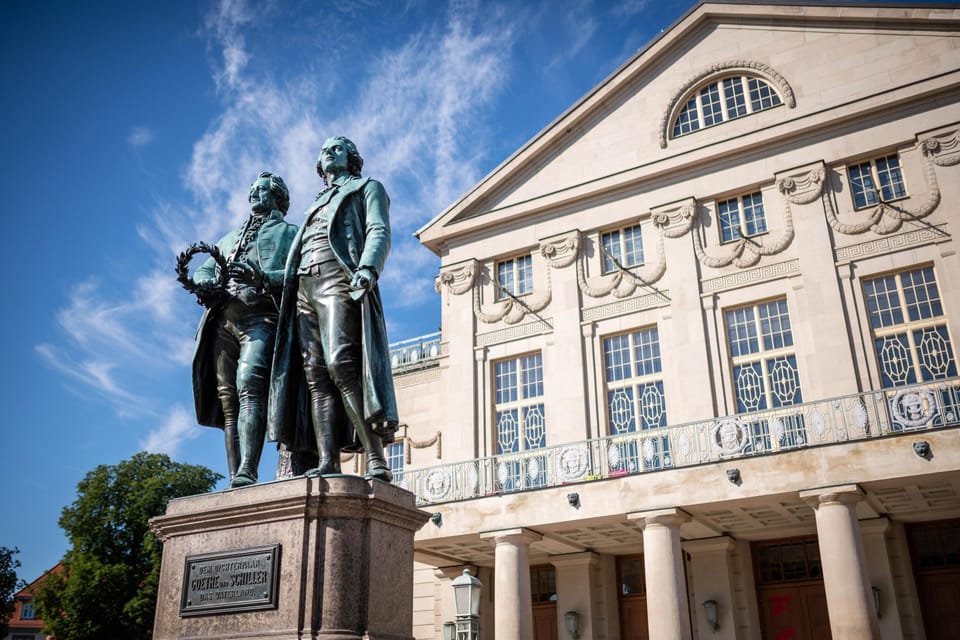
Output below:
[389,332,442,373]
[399,378,960,506]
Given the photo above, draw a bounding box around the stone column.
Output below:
[480,528,542,640]
[551,552,600,640]
[800,485,880,640]
[683,536,738,639]
[628,508,693,640]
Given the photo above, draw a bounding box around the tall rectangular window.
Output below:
[495,353,545,490]
[496,255,533,299]
[603,327,670,472]
[600,224,645,274]
[725,298,805,450]
[847,154,907,209]
[386,441,405,485]
[717,191,767,244]
[863,266,956,388]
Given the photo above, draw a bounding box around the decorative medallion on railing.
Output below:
[710,418,750,456]
[423,467,453,502]
[890,386,938,430]
[556,445,590,482]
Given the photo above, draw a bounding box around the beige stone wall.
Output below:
[401,3,960,638]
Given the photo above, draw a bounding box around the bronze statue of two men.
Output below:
[187,137,398,487]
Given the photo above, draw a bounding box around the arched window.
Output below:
[658,62,794,148]
[672,75,783,138]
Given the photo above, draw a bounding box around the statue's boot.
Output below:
[232,405,265,488]
[223,423,240,483]
[304,393,342,477]
[341,388,392,483]
[219,395,241,482]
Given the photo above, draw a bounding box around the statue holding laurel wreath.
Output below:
[176,172,298,487]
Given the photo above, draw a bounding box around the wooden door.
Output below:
[757,583,830,640]
[532,602,558,640]
[916,570,960,640]
[619,596,649,640]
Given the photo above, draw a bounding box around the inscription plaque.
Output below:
[180,544,281,616]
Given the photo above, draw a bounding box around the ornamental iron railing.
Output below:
[398,378,960,506]
[389,332,442,373]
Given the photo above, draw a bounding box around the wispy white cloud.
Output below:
[140,404,201,456]
[35,343,155,418]
[545,3,598,72]
[612,0,652,18]
[40,0,522,428]
[127,126,155,147]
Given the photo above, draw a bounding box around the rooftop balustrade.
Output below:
[388,332,442,373]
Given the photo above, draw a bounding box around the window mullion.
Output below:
[741,77,754,114]
[870,162,883,202]
[694,91,706,130]
[719,79,730,121]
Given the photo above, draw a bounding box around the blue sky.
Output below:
[0,0,726,583]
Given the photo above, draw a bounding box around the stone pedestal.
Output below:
[150,475,430,640]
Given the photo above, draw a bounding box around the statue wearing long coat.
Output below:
[267,176,399,453]
[192,210,299,428]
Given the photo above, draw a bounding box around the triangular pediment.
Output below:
[416,1,960,254]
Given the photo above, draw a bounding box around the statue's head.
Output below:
[317,136,363,185]
[249,171,291,214]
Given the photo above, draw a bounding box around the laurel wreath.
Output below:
[175,242,229,305]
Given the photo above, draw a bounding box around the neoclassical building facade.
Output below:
[377,3,960,638]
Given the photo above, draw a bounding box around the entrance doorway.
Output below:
[531,565,557,640]
[754,538,831,640]
[617,555,649,640]
[908,519,960,640]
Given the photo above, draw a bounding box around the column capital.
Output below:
[626,507,691,530]
[479,527,542,546]
[799,483,864,509]
[433,564,478,581]
[857,517,891,535]
[548,551,600,569]
[682,535,735,556]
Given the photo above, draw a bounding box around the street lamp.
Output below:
[451,569,482,639]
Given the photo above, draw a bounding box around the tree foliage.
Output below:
[34,452,221,640]
[0,546,25,637]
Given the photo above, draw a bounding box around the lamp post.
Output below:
[451,569,482,639]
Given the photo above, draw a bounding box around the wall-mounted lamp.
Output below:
[442,621,456,640]
[726,468,741,485]
[431,512,443,527]
[564,610,580,639]
[913,441,931,460]
[872,586,882,619]
[567,492,581,509]
[702,599,719,631]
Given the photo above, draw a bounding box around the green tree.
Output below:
[34,452,221,640]
[0,546,25,637]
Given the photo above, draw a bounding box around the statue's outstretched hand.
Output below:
[227,260,264,289]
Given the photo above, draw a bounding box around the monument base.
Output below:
[150,475,430,640]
